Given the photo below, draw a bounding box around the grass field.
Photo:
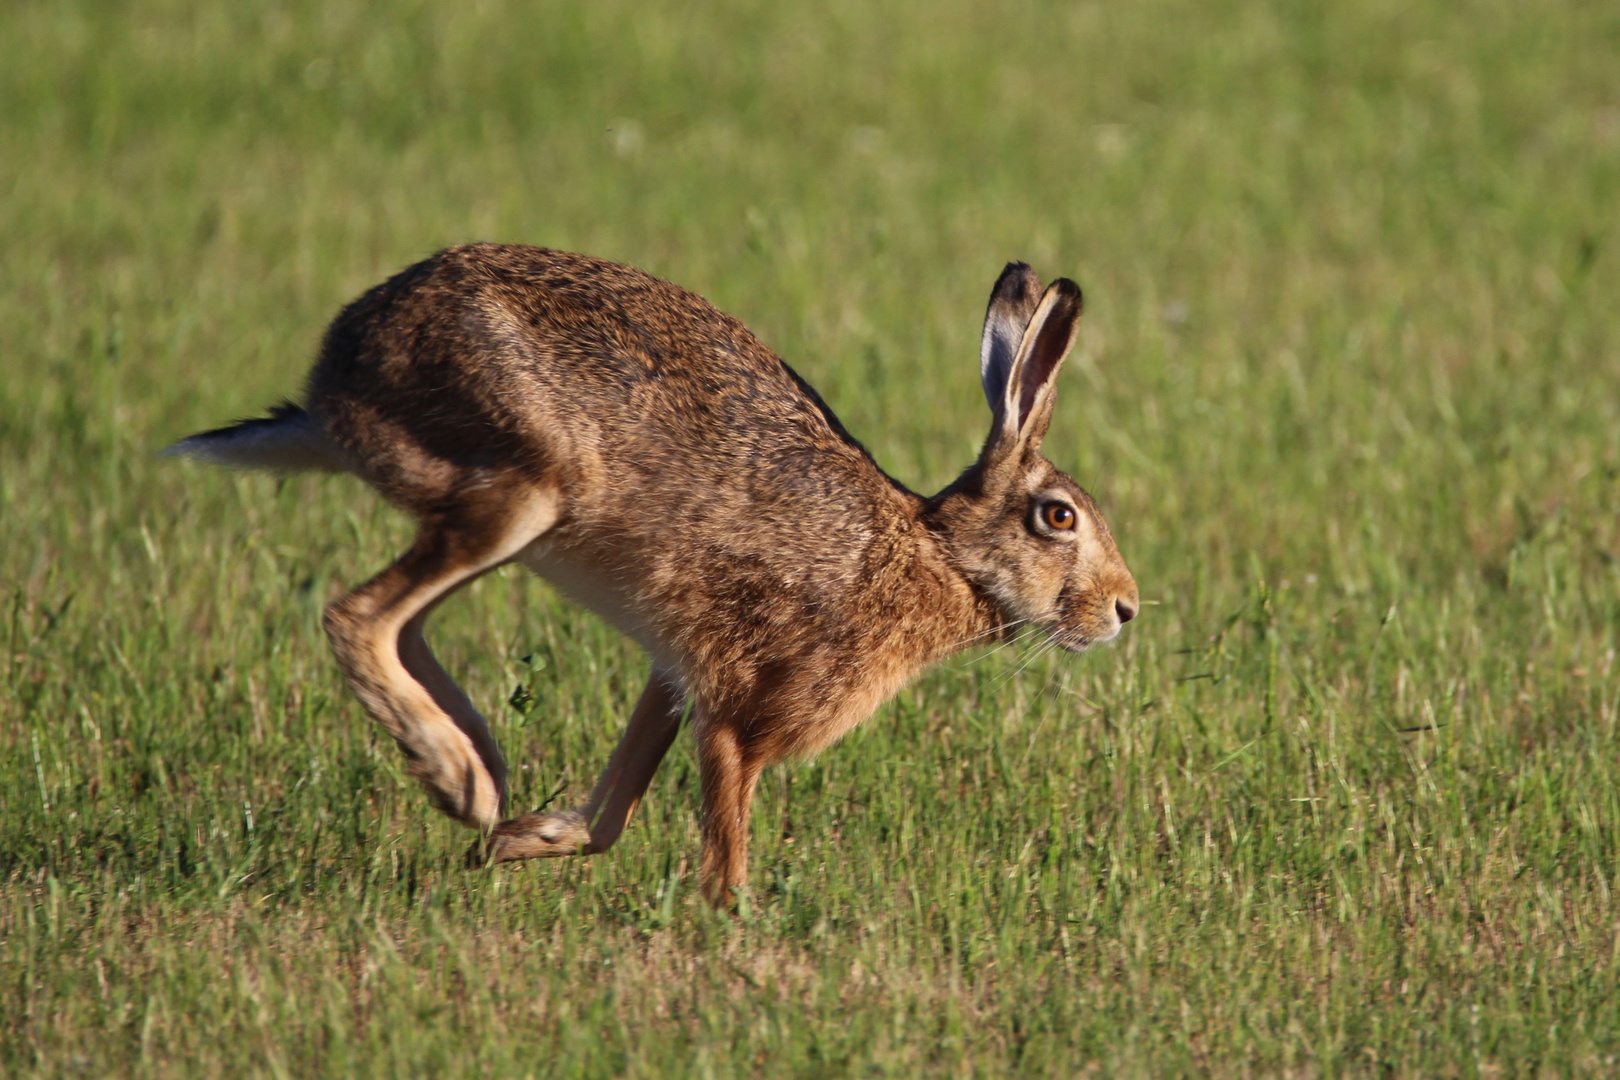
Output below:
[4,0,1619,1074]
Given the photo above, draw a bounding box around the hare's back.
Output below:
[309,245,884,510]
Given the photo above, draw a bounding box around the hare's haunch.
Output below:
[167,246,1138,904]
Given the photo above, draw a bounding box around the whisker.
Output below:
[947,604,1067,663]
[945,615,1032,656]
[985,638,1044,691]
[1006,636,1059,684]
[973,622,1037,662]
[950,605,1073,679]
[953,619,1023,649]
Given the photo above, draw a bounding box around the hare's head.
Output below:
[927,263,1139,652]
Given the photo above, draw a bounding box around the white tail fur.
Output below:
[161,403,350,474]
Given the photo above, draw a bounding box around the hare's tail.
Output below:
[161,401,350,474]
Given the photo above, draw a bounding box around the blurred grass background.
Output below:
[3,0,1618,1075]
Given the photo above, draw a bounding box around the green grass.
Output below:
[4,0,1619,1074]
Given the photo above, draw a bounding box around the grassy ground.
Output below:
[3,0,1619,1074]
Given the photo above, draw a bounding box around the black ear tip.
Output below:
[990,262,1043,307]
[993,261,1033,287]
[1049,277,1083,312]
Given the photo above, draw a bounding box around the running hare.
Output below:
[167,245,1138,904]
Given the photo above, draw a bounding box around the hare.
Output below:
[166,245,1138,904]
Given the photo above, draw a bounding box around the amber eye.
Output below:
[1041,502,1077,531]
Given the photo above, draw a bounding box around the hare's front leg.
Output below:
[484,670,682,860]
[695,721,767,906]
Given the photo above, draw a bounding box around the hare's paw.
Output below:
[476,808,593,864]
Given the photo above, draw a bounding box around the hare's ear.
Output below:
[980,262,1044,416]
[985,277,1083,457]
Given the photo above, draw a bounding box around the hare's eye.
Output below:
[1041,502,1077,531]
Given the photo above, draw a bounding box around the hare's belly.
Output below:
[517,538,682,673]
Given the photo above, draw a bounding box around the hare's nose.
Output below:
[1114,598,1137,624]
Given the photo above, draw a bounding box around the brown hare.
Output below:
[166,245,1138,904]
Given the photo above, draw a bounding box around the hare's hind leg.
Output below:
[484,670,683,861]
[323,489,560,829]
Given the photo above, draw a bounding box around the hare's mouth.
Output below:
[1040,624,1092,654]
[1043,615,1125,653]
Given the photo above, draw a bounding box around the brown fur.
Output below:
[167,245,1138,904]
